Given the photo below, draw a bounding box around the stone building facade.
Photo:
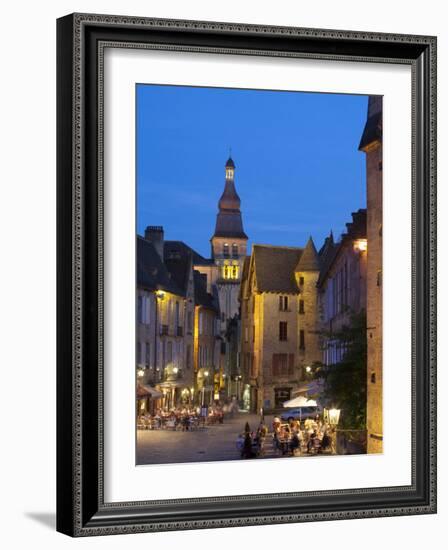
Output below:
[317,209,367,365]
[193,272,221,405]
[137,157,247,409]
[137,228,220,410]
[240,239,321,412]
[359,96,383,453]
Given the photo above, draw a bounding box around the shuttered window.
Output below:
[279,322,288,341]
[272,354,294,376]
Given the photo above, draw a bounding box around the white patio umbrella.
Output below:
[282,395,318,408]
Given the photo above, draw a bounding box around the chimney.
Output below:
[144,226,164,260]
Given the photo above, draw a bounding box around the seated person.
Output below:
[321,430,332,451]
[290,433,300,454]
[307,430,317,453]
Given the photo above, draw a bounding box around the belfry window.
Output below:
[232,243,238,257]
[222,262,239,280]
[223,243,229,257]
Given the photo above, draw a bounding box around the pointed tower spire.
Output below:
[295,237,320,272]
[212,156,247,240]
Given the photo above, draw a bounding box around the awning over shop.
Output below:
[136,384,150,399]
[282,396,318,408]
[136,384,163,399]
[143,385,163,399]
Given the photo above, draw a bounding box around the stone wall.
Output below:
[366,142,383,453]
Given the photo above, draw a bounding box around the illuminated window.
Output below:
[353,239,367,252]
[222,263,239,279]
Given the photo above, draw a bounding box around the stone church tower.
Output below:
[211,157,248,331]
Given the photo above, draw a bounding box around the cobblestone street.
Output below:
[137,413,278,465]
[136,412,341,465]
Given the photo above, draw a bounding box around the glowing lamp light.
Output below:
[155,290,165,300]
[305,366,312,373]
[173,367,179,374]
[204,371,209,377]
[137,368,145,378]
[328,408,341,427]
[354,239,368,252]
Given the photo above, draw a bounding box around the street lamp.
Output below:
[324,407,341,454]
[155,290,165,300]
[137,368,145,378]
[328,408,341,427]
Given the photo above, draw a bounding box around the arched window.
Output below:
[223,243,229,257]
[231,243,238,257]
[222,259,239,280]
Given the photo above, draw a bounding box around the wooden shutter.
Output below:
[288,354,294,375]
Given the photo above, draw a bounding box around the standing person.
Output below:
[258,420,268,439]
[272,416,281,433]
[289,418,298,433]
[242,432,254,459]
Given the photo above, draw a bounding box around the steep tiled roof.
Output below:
[137,236,183,296]
[252,245,303,294]
[317,209,367,287]
[194,271,219,313]
[316,241,340,287]
[213,210,248,239]
[164,240,212,266]
[295,237,320,272]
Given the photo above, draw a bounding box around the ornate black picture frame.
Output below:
[56,13,437,536]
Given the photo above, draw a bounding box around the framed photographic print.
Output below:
[57,13,437,536]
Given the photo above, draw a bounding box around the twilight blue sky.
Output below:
[137,84,368,258]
